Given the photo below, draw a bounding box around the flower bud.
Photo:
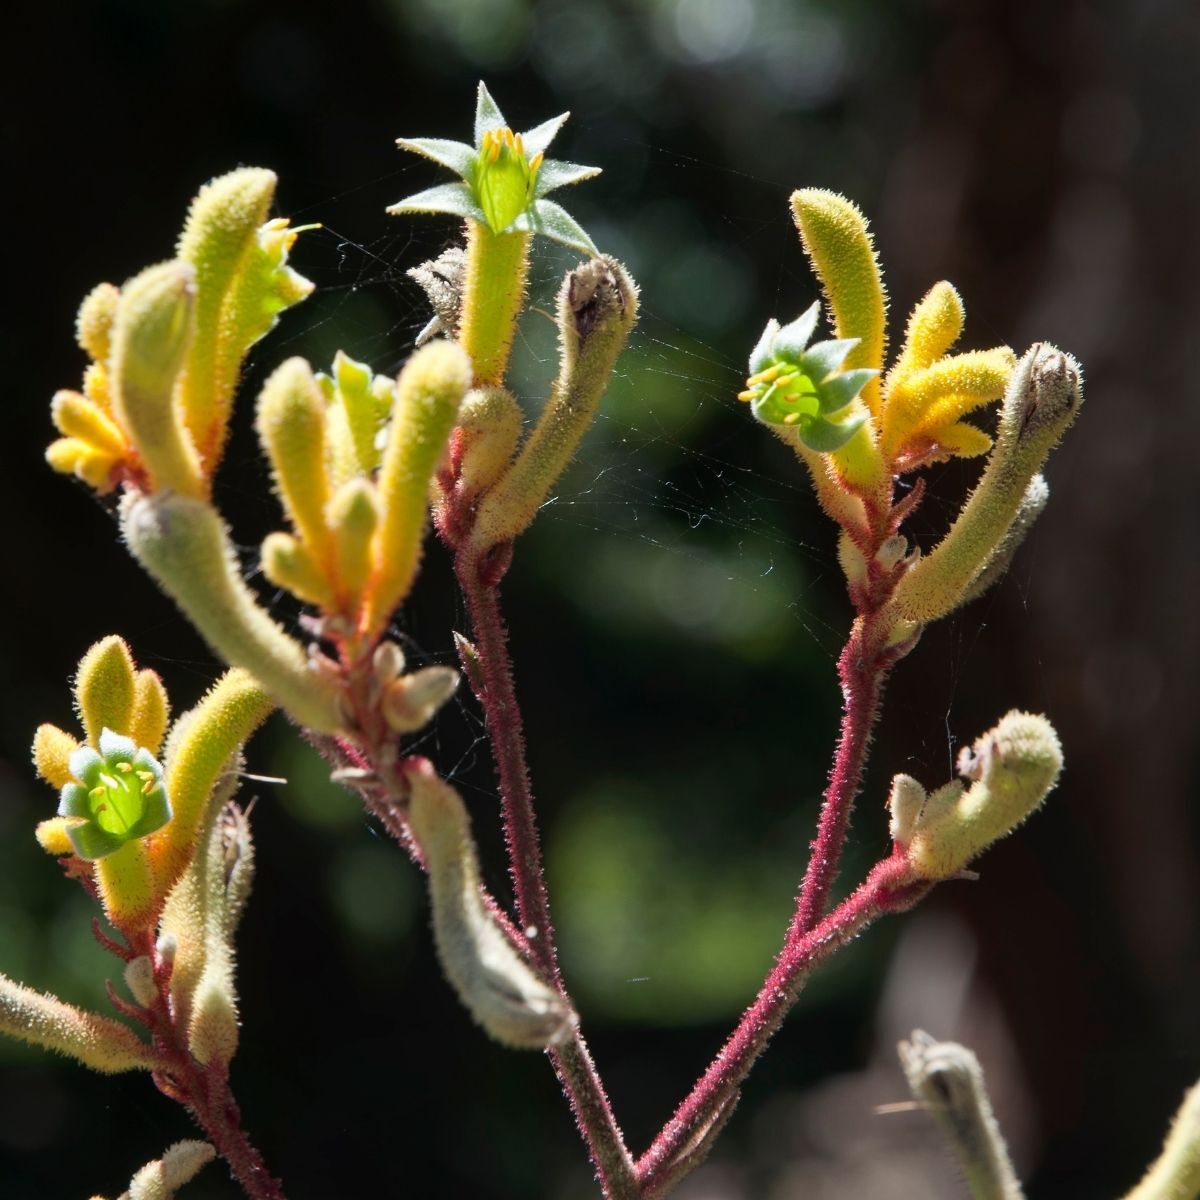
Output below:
[407,768,576,1049]
[382,666,460,734]
[109,261,203,497]
[127,1140,216,1200]
[887,774,926,846]
[124,956,158,1008]
[906,711,1063,880]
[76,281,121,363]
[892,345,1082,626]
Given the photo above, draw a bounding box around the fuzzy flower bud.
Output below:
[906,711,1063,880]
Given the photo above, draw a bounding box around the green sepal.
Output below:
[534,160,602,197]
[222,219,316,379]
[329,350,387,474]
[386,182,485,224]
[744,302,876,448]
[474,81,507,144]
[819,368,878,414]
[768,304,820,362]
[519,110,570,159]
[394,136,477,176]
[392,82,600,255]
[801,337,858,381]
[749,318,782,374]
[792,410,869,453]
[515,199,598,254]
[58,730,170,862]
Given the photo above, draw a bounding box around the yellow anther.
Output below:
[736,390,755,402]
[489,137,501,162]
[116,761,133,773]
[758,364,784,383]
[90,786,107,799]
[135,770,154,785]
[529,151,543,174]
[784,413,801,425]
[514,132,525,156]
[503,127,515,150]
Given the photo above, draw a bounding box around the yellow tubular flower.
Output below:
[883,346,1017,465]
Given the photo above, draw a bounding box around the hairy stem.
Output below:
[130,928,285,1200]
[185,1069,286,1200]
[456,544,639,1199]
[794,620,888,932]
[455,545,555,967]
[636,600,898,1194]
[636,855,926,1194]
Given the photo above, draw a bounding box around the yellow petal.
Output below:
[32,724,79,789]
[260,531,336,609]
[82,363,112,413]
[129,669,171,757]
[74,636,138,744]
[885,347,1015,459]
[75,282,121,363]
[50,391,128,456]
[363,341,470,636]
[35,817,76,857]
[255,358,332,562]
[886,281,964,394]
[935,421,993,458]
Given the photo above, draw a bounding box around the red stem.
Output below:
[794,623,887,932]
[635,854,927,1194]
[456,544,639,1199]
[180,1065,287,1200]
[455,544,557,972]
[116,927,288,1200]
[635,603,898,1192]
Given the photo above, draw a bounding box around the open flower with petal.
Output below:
[47,170,317,497]
[739,302,876,452]
[880,280,1016,470]
[747,191,1022,496]
[58,730,170,861]
[389,81,601,254]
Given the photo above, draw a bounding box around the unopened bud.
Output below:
[124,957,158,1008]
[109,261,203,497]
[408,769,576,1049]
[875,535,909,571]
[887,774,926,846]
[372,640,406,688]
[906,711,1063,880]
[76,282,121,363]
[128,1139,216,1200]
[382,666,460,733]
[156,933,177,965]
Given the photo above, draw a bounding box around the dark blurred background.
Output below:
[2,0,1198,1196]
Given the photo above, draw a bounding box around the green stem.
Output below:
[459,222,531,387]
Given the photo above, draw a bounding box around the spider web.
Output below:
[120,148,1036,817]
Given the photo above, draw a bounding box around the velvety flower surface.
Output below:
[58,729,170,860]
[389,82,601,254]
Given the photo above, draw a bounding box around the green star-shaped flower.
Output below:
[739,302,876,452]
[388,82,601,255]
[58,729,171,861]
